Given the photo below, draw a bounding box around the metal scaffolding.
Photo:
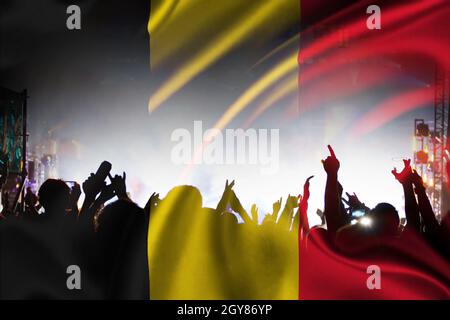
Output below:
[431,67,449,219]
[414,67,449,220]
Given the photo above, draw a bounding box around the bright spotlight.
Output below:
[359,217,372,227]
[352,209,365,217]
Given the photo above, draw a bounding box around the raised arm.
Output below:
[250,204,259,225]
[69,182,81,217]
[78,172,113,231]
[110,172,130,201]
[278,195,298,229]
[215,180,251,223]
[322,145,345,236]
[144,192,160,217]
[79,173,101,218]
[295,176,313,237]
[410,169,439,235]
[230,190,251,224]
[216,180,235,215]
[392,159,421,233]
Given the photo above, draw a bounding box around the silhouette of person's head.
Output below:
[367,202,399,236]
[220,211,238,225]
[162,185,202,216]
[38,179,71,215]
[97,199,144,234]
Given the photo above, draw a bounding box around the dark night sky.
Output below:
[1,0,151,143]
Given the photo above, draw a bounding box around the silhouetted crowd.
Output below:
[304,146,449,260]
[0,145,449,299]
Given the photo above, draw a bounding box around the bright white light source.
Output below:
[359,216,372,227]
[351,219,358,225]
[352,209,365,217]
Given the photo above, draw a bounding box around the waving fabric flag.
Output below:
[1,0,449,301]
[298,0,450,299]
[147,0,301,300]
[147,0,450,300]
[298,0,450,134]
[148,186,299,299]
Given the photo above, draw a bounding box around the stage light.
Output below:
[359,217,372,227]
[415,150,428,164]
[415,123,429,137]
[352,209,365,217]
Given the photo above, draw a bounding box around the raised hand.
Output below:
[97,183,116,204]
[342,192,362,209]
[110,171,128,200]
[68,182,82,215]
[302,175,314,201]
[277,195,298,230]
[216,179,236,215]
[144,192,160,215]
[392,159,412,184]
[224,179,235,193]
[272,197,282,217]
[70,182,82,204]
[297,176,313,234]
[297,194,303,206]
[323,145,346,235]
[322,145,340,175]
[250,204,259,223]
[297,176,314,206]
[316,208,325,220]
[83,173,104,202]
[150,192,160,207]
[286,194,299,208]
